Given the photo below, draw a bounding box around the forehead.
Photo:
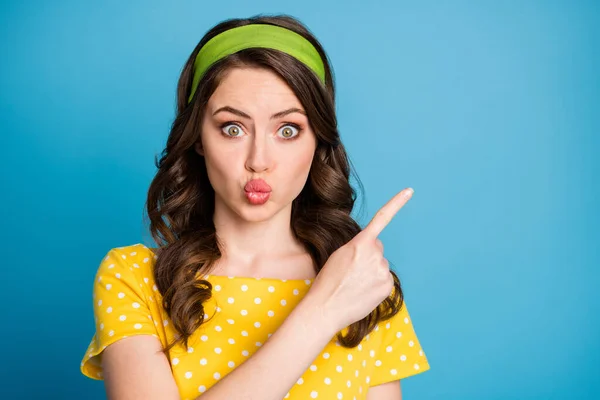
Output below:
[207,67,303,113]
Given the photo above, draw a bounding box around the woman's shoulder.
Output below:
[93,243,158,286]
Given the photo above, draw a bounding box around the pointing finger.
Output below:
[362,188,414,239]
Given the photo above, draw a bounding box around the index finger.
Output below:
[362,188,414,239]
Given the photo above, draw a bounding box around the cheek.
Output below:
[202,143,242,193]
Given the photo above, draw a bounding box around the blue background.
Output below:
[1,0,598,399]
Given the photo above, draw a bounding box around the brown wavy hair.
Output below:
[144,14,404,353]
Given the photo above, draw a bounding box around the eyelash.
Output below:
[219,121,303,141]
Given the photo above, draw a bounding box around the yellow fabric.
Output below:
[81,243,430,399]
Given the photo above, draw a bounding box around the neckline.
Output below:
[204,274,314,283]
[140,244,315,283]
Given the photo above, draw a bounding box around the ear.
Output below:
[194,140,204,157]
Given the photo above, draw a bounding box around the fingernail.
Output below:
[405,188,414,197]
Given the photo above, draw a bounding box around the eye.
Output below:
[277,124,300,139]
[221,123,244,138]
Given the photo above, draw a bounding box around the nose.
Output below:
[244,131,273,173]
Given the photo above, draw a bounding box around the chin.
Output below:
[235,201,280,223]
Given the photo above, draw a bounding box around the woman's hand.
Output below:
[308,188,414,332]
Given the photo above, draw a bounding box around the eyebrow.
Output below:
[212,106,306,120]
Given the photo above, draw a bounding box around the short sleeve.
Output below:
[368,302,430,387]
[80,247,159,380]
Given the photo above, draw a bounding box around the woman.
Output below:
[81,14,429,400]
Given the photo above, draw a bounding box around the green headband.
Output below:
[188,24,326,103]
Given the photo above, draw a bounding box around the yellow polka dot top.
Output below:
[81,244,430,399]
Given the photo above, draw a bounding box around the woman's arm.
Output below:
[366,380,402,400]
[101,292,337,400]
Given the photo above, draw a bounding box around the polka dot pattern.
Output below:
[81,244,429,399]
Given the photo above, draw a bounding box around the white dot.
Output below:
[227,319,235,324]
[105,284,112,290]
[119,315,126,321]
[99,323,104,330]
[107,264,114,269]
[172,358,179,365]
[337,393,343,399]
[293,289,299,295]
[115,273,121,279]
[200,358,207,365]
[347,380,351,387]
[375,360,382,366]
[201,335,208,341]
[409,340,415,347]
[228,338,235,344]
[215,347,222,354]
[132,302,140,309]
[267,310,274,317]
[134,323,142,329]
[214,372,221,379]
[254,322,261,328]
[396,331,402,338]
[228,361,235,368]
[297,377,304,385]
[185,371,192,379]
[336,365,342,372]
[241,310,248,316]
[214,285,221,291]
[152,284,158,291]
[163,320,169,326]
[256,342,262,347]
[106,307,113,313]
[215,325,222,332]
[386,345,393,352]
[347,354,353,361]
[242,350,249,356]
[369,350,375,357]
[280,299,287,306]
[386,322,391,329]
[130,251,137,256]
[143,257,149,263]
[310,391,318,398]
[404,317,409,324]
[241,330,248,336]
[310,364,317,371]
[254,297,262,304]
[401,355,407,361]
[323,352,330,359]
[358,344,362,351]
[97,300,103,306]
[414,364,420,370]
[305,279,311,285]
[268,286,275,292]
[198,386,206,393]
[133,263,140,268]
[118,292,125,299]
[241,285,248,291]
[227,297,235,304]
[366,376,370,384]
[391,369,398,375]
[324,377,331,385]
[419,349,424,356]
[187,347,194,353]
[108,330,114,337]
[121,254,126,259]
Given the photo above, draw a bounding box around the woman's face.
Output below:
[195,67,317,223]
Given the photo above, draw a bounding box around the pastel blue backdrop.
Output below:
[1,0,598,399]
